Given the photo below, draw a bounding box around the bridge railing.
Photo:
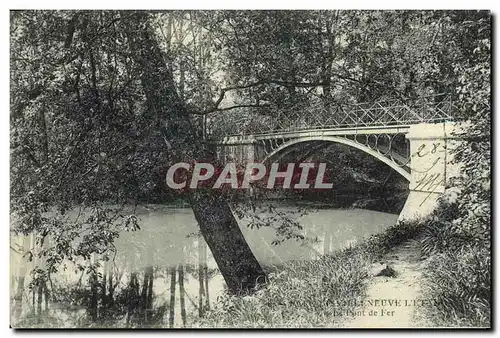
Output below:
[206,93,457,138]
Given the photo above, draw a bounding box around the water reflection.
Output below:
[11,203,398,327]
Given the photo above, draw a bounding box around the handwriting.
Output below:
[413,172,445,207]
[412,142,446,158]
[409,157,441,174]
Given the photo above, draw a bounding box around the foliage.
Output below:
[417,12,491,328]
[420,201,491,327]
[195,248,371,328]
[422,245,490,327]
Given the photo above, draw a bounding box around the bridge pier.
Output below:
[215,136,264,163]
[398,122,463,222]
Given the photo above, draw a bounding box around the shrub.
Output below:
[422,245,490,327]
[420,200,491,327]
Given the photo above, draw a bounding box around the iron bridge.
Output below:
[205,94,458,180]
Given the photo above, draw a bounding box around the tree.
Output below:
[126,12,267,294]
[168,266,176,328]
[10,10,267,299]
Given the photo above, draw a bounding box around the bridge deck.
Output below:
[217,125,411,145]
[207,93,457,143]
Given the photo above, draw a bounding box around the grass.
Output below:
[195,203,491,328]
[194,220,423,328]
[14,202,490,328]
[418,202,491,328]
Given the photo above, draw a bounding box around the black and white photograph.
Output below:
[8,9,491,329]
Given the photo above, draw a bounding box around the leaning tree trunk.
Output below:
[128,12,266,294]
[191,194,266,293]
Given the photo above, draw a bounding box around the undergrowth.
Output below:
[420,201,491,328]
[194,220,423,328]
[196,199,490,328]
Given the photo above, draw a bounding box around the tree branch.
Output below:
[190,103,271,115]
[188,74,362,116]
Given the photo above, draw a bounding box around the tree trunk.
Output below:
[36,281,44,323]
[108,267,114,308]
[146,266,154,322]
[140,269,149,305]
[13,276,25,319]
[200,241,210,310]
[37,110,49,163]
[126,272,138,326]
[179,61,185,101]
[323,231,331,255]
[201,242,210,310]
[140,267,150,321]
[168,266,176,328]
[178,264,187,327]
[192,194,266,294]
[43,281,49,312]
[89,273,98,322]
[129,13,267,295]
[101,264,107,320]
[204,266,210,310]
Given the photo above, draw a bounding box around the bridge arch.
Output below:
[260,135,411,181]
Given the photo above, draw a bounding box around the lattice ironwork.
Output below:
[206,93,457,138]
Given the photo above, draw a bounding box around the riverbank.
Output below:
[194,221,423,328]
[343,238,430,328]
[195,200,490,328]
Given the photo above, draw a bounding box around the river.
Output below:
[10,203,399,327]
